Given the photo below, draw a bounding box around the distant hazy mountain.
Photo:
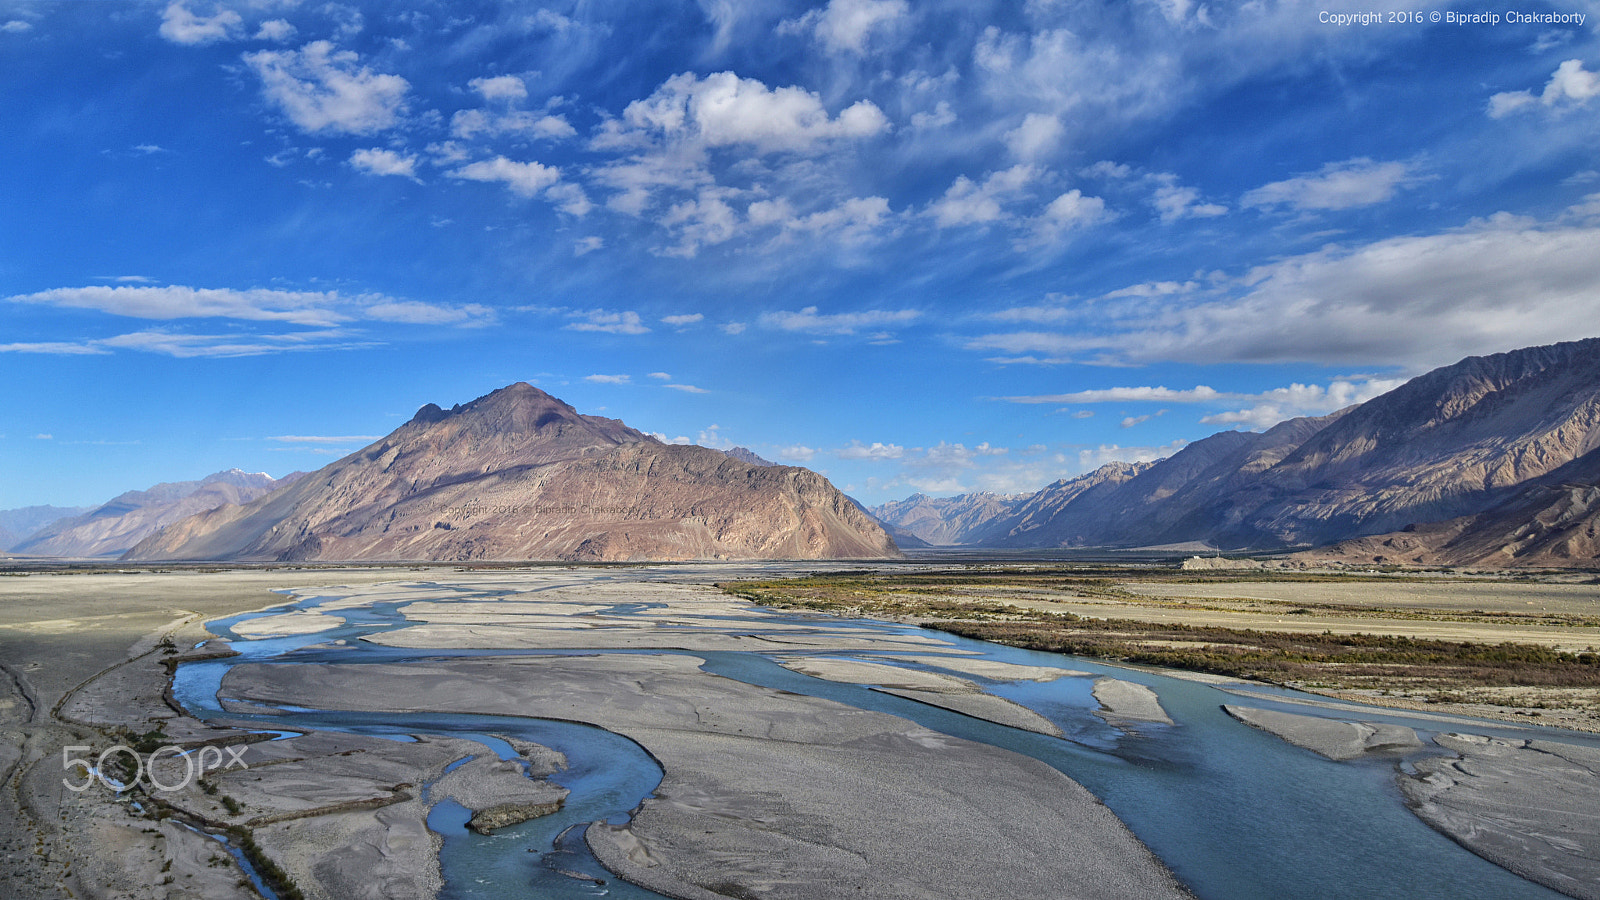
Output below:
[0,505,92,551]
[870,492,1027,545]
[125,383,898,562]
[879,338,1600,565]
[14,470,300,558]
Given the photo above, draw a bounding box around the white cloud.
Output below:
[697,424,733,449]
[244,41,409,135]
[1004,385,1225,404]
[364,300,494,326]
[1003,377,1404,429]
[661,313,704,326]
[0,341,111,356]
[967,211,1600,369]
[96,330,375,358]
[254,19,295,42]
[268,434,381,444]
[566,309,650,334]
[1198,378,1405,429]
[449,156,560,198]
[1004,113,1064,161]
[451,108,576,141]
[585,374,631,384]
[838,440,905,460]
[754,196,895,248]
[1151,178,1226,223]
[775,444,817,462]
[658,189,739,257]
[722,322,747,335]
[573,236,604,256]
[910,101,955,130]
[1243,158,1422,211]
[470,75,527,102]
[2,20,33,33]
[928,164,1037,228]
[619,71,889,154]
[159,2,241,45]
[664,383,709,393]
[8,285,351,326]
[778,0,909,54]
[1022,189,1108,248]
[545,182,592,217]
[1490,59,1600,117]
[648,372,672,379]
[349,147,419,180]
[1077,441,1188,472]
[759,306,920,335]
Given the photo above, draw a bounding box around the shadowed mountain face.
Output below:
[124,383,899,562]
[13,471,295,558]
[1297,450,1600,567]
[882,338,1600,563]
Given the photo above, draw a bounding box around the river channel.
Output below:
[170,568,1595,900]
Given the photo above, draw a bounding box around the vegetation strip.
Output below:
[719,570,1600,705]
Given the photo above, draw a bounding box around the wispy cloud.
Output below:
[759,306,920,336]
[565,309,649,334]
[1243,158,1425,212]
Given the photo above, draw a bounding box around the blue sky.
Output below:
[3,0,1599,509]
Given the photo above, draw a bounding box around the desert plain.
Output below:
[0,561,1596,899]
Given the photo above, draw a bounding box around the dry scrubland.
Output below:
[721,566,1600,731]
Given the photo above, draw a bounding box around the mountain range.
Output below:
[11,470,299,558]
[0,505,91,552]
[872,338,1600,567]
[124,383,897,562]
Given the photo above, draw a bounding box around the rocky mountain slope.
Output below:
[14,470,298,558]
[1295,449,1600,567]
[882,338,1600,563]
[124,383,898,562]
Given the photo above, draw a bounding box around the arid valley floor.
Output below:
[1,562,1597,900]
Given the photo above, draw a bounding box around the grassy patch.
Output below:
[720,570,1600,697]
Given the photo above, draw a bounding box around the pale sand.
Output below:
[780,656,1064,736]
[1094,678,1175,725]
[872,653,1087,681]
[230,610,347,638]
[780,657,978,692]
[1403,733,1600,900]
[1222,705,1422,761]
[226,654,1189,900]
[874,688,1063,737]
